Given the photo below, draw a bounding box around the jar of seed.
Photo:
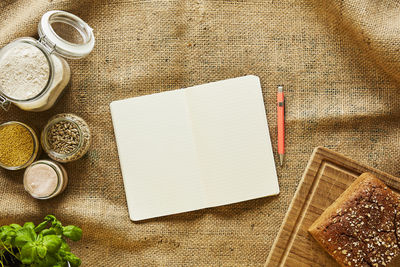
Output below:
[41,113,91,163]
[0,121,40,170]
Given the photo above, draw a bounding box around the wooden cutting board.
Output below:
[265,147,400,267]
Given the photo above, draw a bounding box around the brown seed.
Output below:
[47,120,81,154]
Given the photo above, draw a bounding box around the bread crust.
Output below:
[308,173,400,267]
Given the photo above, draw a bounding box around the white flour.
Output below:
[0,43,50,100]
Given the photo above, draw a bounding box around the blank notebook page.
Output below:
[110,75,279,221]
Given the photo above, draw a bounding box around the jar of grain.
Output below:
[23,160,68,199]
[0,121,40,170]
[41,113,91,163]
[0,10,95,112]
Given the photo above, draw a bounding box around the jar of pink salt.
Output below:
[23,160,68,199]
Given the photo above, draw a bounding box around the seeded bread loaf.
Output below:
[308,173,400,267]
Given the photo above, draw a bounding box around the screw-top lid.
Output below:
[38,10,95,59]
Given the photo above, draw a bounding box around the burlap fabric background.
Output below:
[0,0,399,266]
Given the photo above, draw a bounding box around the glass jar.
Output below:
[0,121,40,170]
[23,160,68,199]
[41,113,91,163]
[0,10,95,112]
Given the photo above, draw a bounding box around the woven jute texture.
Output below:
[0,0,399,266]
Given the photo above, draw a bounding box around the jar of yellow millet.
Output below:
[0,121,40,170]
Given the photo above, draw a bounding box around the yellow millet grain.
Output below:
[0,123,34,167]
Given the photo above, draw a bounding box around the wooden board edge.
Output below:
[315,147,400,188]
[264,146,325,267]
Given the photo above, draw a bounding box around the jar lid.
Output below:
[38,10,95,59]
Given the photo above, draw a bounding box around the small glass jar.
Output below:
[41,113,91,163]
[0,10,95,112]
[0,121,40,170]
[23,160,68,199]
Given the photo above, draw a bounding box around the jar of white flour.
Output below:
[0,11,95,112]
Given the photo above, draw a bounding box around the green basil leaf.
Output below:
[45,215,63,232]
[15,227,36,247]
[23,222,35,229]
[0,226,12,240]
[64,252,81,267]
[60,238,71,252]
[0,225,10,230]
[44,215,57,223]
[54,226,63,236]
[32,259,47,267]
[41,253,58,266]
[49,221,63,236]
[41,229,56,236]
[43,235,62,253]
[36,233,43,242]
[37,245,47,258]
[0,226,14,242]
[34,221,48,233]
[62,226,82,241]
[20,241,37,264]
[32,253,59,267]
[4,231,16,246]
[10,223,22,230]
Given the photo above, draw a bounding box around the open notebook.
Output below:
[110,75,279,221]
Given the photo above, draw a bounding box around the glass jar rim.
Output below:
[41,116,85,158]
[23,160,63,199]
[0,121,39,170]
[0,38,55,103]
[38,10,95,59]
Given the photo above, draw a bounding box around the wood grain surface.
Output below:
[265,147,400,267]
